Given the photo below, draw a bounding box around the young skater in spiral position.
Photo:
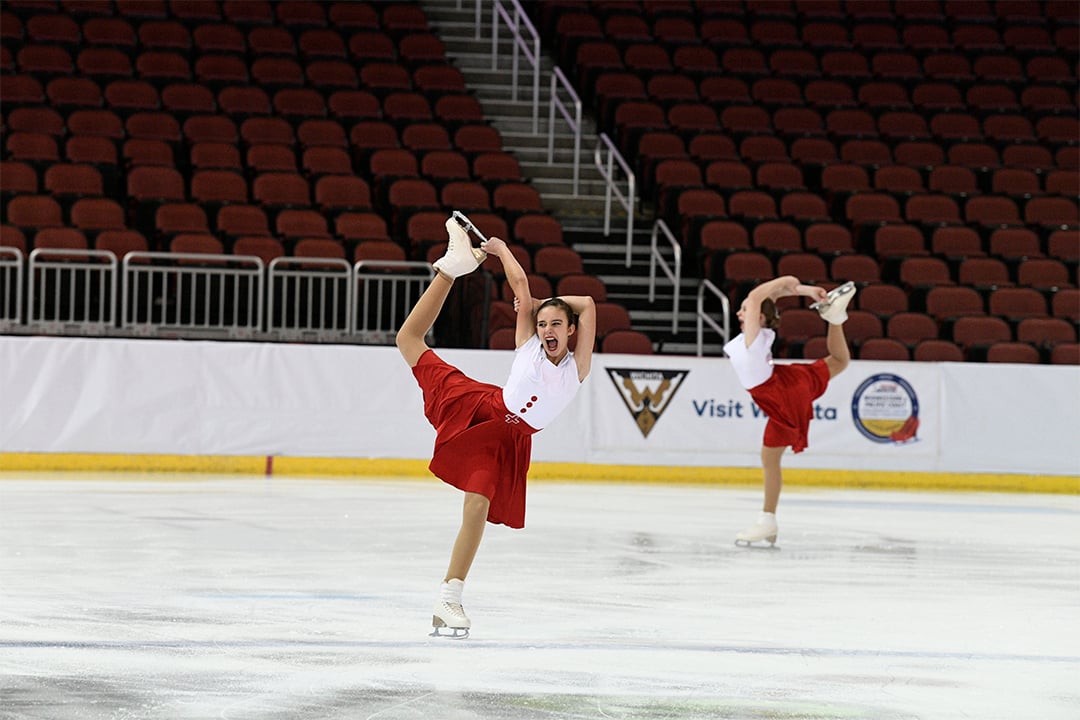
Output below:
[396,216,596,637]
[723,275,856,547]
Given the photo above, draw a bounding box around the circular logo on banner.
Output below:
[851,374,920,444]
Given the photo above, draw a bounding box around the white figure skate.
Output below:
[430,578,470,638]
[810,281,857,325]
[735,512,778,547]
[432,213,487,279]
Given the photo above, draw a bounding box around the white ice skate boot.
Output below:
[431,578,470,638]
[810,281,857,325]
[432,217,486,279]
[735,512,778,547]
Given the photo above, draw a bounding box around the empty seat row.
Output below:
[651,130,1079,174]
[803,336,1078,364]
[573,40,1078,94]
[614,100,1080,148]
[2,2,421,35]
[597,73,1078,127]
[1,68,473,115]
[548,2,1079,55]
[539,0,1080,29]
[4,22,446,65]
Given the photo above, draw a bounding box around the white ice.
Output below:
[0,475,1077,720]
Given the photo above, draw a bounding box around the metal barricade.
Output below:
[697,279,732,357]
[122,252,263,338]
[648,219,683,334]
[354,260,435,344]
[27,248,117,335]
[0,247,23,330]
[268,256,352,341]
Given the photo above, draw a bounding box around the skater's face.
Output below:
[737,299,780,331]
[536,305,574,362]
[736,301,765,331]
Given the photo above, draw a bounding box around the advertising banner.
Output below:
[590,354,939,468]
[1,336,1076,476]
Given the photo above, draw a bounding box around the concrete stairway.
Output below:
[421,1,723,355]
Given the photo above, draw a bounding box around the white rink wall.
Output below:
[0,335,1077,476]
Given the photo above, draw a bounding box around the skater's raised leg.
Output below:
[824,322,851,379]
[396,272,453,368]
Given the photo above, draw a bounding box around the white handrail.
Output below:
[0,246,23,328]
[353,260,435,341]
[491,0,541,134]
[648,219,682,334]
[593,133,636,267]
[268,256,353,338]
[548,65,582,195]
[27,248,118,330]
[122,251,264,335]
[696,279,731,358]
[468,0,482,39]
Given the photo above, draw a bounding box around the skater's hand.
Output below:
[806,286,828,303]
[513,296,541,314]
[480,237,507,255]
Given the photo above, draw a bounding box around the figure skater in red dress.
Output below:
[723,275,856,547]
[396,214,596,636]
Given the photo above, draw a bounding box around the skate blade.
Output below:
[811,282,855,311]
[734,536,778,549]
[430,616,469,639]
[451,210,488,243]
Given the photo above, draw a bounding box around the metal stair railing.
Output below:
[594,133,637,267]
[696,279,732,358]
[491,0,541,133]
[648,219,682,334]
[548,65,582,196]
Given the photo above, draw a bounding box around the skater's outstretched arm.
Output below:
[558,295,596,382]
[742,276,826,347]
[481,237,534,348]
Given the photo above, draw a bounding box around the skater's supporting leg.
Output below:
[823,322,851,379]
[761,445,785,514]
[396,273,453,368]
[445,491,489,582]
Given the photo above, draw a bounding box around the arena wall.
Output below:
[0,336,1077,491]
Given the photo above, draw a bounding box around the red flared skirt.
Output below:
[412,350,536,529]
[748,359,830,453]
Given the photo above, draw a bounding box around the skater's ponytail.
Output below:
[761,298,781,329]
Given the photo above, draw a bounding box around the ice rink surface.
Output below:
[0,475,1077,720]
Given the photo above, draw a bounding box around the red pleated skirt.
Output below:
[412,350,536,529]
[748,359,830,453]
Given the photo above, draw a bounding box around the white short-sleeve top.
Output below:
[502,334,582,429]
[723,328,776,390]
